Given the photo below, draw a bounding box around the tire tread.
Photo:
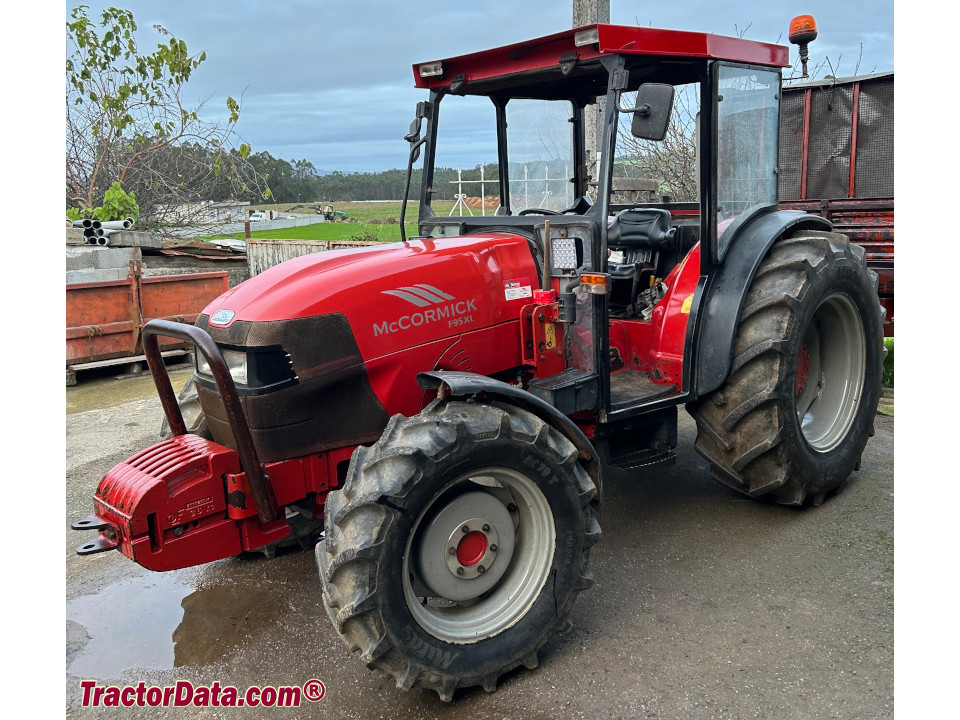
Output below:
[688,230,883,506]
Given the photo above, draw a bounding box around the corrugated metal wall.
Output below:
[246,239,382,277]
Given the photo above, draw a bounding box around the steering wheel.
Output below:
[518,208,562,216]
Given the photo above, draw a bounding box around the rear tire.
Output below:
[688,230,883,506]
[317,400,600,700]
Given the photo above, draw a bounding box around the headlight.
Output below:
[195,346,296,393]
[197,349,248,385]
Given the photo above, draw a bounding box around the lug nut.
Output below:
[448,547,456,555]
[461,525,470,533]
[456,567,464,576]
[477,565,486,574]
[482,523,490,532]
[507,503,517,513]
[490,544,498,552]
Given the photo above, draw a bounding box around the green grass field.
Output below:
[246,200,460,220]
[235,222,418,243]
[200,200,466,243]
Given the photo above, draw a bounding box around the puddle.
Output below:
[173,585,283,667]
[66,574,189,678]
[66,573,282,679]
[66,365,194,415]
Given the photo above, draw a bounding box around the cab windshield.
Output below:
[506,99,575,213]
[424,95,579,217]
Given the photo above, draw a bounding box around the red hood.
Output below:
[202,234,539,359]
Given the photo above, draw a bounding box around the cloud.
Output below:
[68,1,894,172]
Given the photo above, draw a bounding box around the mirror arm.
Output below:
[617,103,652,116]
[400,136,428,243]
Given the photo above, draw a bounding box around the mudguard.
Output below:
[417,370,602,500]
[695,209,831,396]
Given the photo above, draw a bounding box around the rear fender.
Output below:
[694,210,831,396]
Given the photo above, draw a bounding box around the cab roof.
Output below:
[413,23,789,97]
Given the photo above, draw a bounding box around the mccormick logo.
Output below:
[374,284,477,336]
[210,309,235,326]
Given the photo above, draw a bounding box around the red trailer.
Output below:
[778,72,894,336]
[66,265,229,382]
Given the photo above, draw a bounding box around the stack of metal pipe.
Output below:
[71,217,135,246]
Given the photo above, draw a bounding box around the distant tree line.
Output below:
[250,156,502,204]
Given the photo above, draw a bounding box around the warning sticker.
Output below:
[544,323,556,349]
[504,280,533,302]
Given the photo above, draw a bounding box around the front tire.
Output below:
[688,230,883,506]
[317,400,600,700]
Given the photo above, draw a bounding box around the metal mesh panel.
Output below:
[778,91,805,200]
[806,85,853,199]
[854,78,894,197]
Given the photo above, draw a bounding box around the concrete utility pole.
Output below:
[573,0,610,187]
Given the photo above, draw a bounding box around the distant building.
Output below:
[153,200,251,225]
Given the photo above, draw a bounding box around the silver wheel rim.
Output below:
[795,293,866,451]
[402,466,555,644]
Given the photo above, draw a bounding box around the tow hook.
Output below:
[71,515,119,555]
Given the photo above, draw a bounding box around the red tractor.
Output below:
[73,20,884,701]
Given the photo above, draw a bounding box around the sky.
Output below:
[64,0,895,174]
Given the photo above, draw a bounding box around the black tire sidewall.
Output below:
[784,256,883,493]
[376,431,587,678]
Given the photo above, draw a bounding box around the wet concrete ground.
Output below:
[66,371,893,719]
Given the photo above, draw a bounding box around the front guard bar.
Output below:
[142,319,279,524]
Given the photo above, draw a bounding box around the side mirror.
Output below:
[630,84,675,141]
[405,117,423,162]
[405,117,422,144]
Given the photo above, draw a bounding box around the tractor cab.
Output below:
[403,24,788,434]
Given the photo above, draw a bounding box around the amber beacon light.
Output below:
[788,14,819,79]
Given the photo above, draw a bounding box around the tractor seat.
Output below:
[606,208,676,249]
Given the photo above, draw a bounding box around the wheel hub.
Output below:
[795,293,866,451]
[416,492,516,601]
[402,465,556,643]
[446,521,498,578]
[456,530,487,566]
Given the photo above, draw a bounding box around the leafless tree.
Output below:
[66,6,268,228]
[615,84,700,202]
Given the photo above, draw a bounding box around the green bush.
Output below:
[346,230,390,243]
[67,181,140,222]
[882,338,894,386]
